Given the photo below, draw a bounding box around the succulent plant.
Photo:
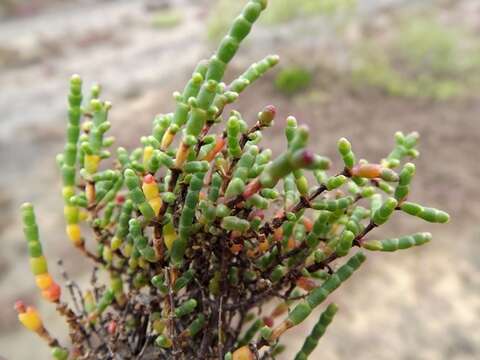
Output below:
[15,1,449,359]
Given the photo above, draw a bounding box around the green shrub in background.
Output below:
[353,17,480,100]
[275,66,313,95]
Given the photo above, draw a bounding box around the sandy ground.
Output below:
[0,0,479,359]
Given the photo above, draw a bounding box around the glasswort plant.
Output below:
[15,1,449,359]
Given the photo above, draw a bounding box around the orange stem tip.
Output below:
[351,164,382,178]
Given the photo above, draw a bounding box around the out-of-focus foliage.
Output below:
[275,66,313,95]
[353,17,480,100]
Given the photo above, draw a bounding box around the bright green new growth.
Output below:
[394,162,415,201]
[15,1,449,359]
[233,56,279,91]
[337,137,356,168]
[401,202,450,223]
[363,232,432,251]
[21,203,39,243]
[21,203,48,275]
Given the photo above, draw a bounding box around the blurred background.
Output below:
[0,0,479,359]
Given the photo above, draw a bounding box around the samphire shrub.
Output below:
[15,1,449,359]
[274,65,313,95]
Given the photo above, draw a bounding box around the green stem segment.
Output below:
[124,169,155,221]
[363,232,432,251]
[229,55,279,93]
[288,252,366,326]
[294,303,338,360]
[171,171,206,266]
[62,75,84,247]
[400,202,450,223]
